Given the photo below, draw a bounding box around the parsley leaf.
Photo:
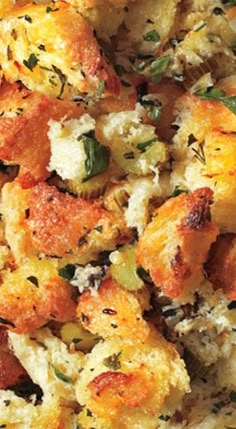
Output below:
[53,366,73,383]
[23,53,38,71]
[59,264,76,280]
[143,29,160,42]
[82,134,110,182]
[137,138,156,152]
[103,352,122,370]
[150,55,170,83]
[194,87,236,115]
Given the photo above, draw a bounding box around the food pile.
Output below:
[0,0,235,428]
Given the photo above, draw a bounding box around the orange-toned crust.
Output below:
[77,278,149,341]
[88,370,150,410]
[0,273,76,333]
[137,188,218,300]
[0,2,120,98]
[0,81,85,187]
[26,182,108,257]
[205,233,236,300]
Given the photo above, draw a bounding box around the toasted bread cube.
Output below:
[0,81,85,187]
[137,188,218,302]
[0,257,76,333]
[77,278,149,342]
[76,330,189,427]
[0,1,120,98]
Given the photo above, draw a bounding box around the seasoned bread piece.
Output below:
[0,81,85,187]
[76,329,190,428]
[77,278,149,342]
[0,257,76,333]
[0,1,120,99]
[1,181,131,264]
[137,188,218,302]
[26,182,128,259]
[172,76,236,232]
[206,233,236,300]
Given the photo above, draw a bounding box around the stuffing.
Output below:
[121,0,180,54]
[0,327,85,428]
[172,75,236,232]
[77,278,149,342]
[26,182,131,261]
[205,233,236,300]
[0,81,85,188]
[136,188,218,302]
[96,108,167,176]
[0,1,120,99]
[76,329,190,428]
[9,328,84,400]
[47,115,122,198]
[0,257,76,333]
[1,181,37,263]
[0,390,63,429]
[0,0,235,427]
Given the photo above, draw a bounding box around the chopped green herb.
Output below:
[192,143,206,165]
[143,29,160,42]
[172,186,188,197]
[114,64,126,76]
[52,65,66,99]
[194,21,206,32]
[111,323,118,328]
[58,264,76,280]
[94,225,103,233]
[97,80,105,97]
[38,44,46,51]
[3,400,10,407]
[103,352,122,370]
[150,55,170,84]
[26,276,39,287]
[18,14,32,23]
[159,415,170,421]
[46,6,52,12]
[78,235,87,247]
[53,366,73,383]
[82,134,110,182]
[86,409,93,417]
[137,137,156,153]
[194,87,236,115]
[23,53,38,71]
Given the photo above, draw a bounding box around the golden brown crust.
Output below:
[137,188,218,300]
[205,233,236,300]
[77,278,149,341]
[26,182,109,257]
[0,2,120,98]
[0,81,85,187]
[0,260,76,333]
